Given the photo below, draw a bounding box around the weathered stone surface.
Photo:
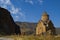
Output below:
[0,7,21,35]
[36,12,56,35]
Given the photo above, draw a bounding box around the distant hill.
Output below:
[16,22,60,35]
[56,28,60,34]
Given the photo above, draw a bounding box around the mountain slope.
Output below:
[16,22,60,35]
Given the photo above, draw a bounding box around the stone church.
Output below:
[36,12,56,35]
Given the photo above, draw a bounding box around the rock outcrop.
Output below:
[36,12,56,35]
[0,7,21,35]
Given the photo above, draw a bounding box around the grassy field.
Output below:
[0,35,60,40]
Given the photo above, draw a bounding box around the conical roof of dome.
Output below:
[42,11,49,16]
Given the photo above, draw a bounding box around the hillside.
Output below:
[16,22,60,35]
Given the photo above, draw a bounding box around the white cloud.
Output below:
[0,0,26,21]
[10,6,20,14]
[19,12,26,19]
[25,0,43,5]
[0,0,11,5]
[28,0,33,5]
[25,0,34,5]
[16,16,19,18]
[0,0,20,14]
[15,16,19,21]
[38,0,43,4]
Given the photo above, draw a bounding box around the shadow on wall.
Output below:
[0,7,21,35]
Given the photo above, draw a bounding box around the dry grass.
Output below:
[0,35,60,40]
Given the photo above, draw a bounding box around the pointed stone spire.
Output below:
[42,11,49,16]
[41,11,49,22]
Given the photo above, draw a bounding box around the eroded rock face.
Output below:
[36,12,56,35]
[0,7,21,35]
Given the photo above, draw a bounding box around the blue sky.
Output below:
[0,0,60,27]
